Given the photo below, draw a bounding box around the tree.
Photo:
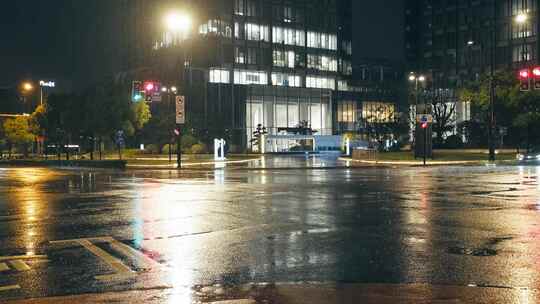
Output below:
[458,68,526,149]
[361,106,408,151]
[428,90,456,147]
[3,116,35,157]
[130,102,152,131]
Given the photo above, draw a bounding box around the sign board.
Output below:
[39,80,55,88]
[416,114,433,123]
[151,92,162,102]
[115,130,125,147]
[175,96,185,124]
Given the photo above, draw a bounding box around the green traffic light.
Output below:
[133,94,142,101]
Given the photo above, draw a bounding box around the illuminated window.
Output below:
[306,76,335,90]
[273,50,295,68]
[307,32,337,50]
[245,23,269,41]
[234,70,268,85]
[209,69,230,84]
[199,20,232,37]
[337,101,356,122]
[271,73,301,87]
[362,102,396,123]
[272,27,305,46]
[235,47,246,64]
[307,54,337,71]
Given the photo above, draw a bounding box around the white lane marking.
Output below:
[104,237,160,271]
[8,260,30,272]
[50,237,156,281]
[0,255,47,261]
[0,262,9,272]
[0,285,20,292]
[77,239,134,281]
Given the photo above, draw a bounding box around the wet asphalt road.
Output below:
[0,155,539,302]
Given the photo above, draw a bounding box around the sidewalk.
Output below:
[125,155,263,169]
[6,282,537,304]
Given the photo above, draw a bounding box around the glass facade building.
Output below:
[405,0,539,87]
[119,0,400,150]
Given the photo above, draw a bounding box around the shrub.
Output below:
[145,144,160,154]
[191,143,208,154]
[162,144,176,154]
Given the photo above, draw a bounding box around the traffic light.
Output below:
[519,69,530,91]
[421,122,428,129]
[131,81,143,102]
[144,81,155,93]
[532,67,540,90]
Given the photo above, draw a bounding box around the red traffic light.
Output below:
[144,82,155,92]
[519,69,530,79]
[421,122,428,129]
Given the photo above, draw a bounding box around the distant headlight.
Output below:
[518,154,525,160]
[536,154,540,160]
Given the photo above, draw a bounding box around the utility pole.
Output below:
[488,1,496,162]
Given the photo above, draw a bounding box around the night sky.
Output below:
[0,1,404,92]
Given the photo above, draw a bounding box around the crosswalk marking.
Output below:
[9,260,31,272]
[0,263,8,272]
[50,237,158,281]
[0,285,20,292]
[0,255,46,261]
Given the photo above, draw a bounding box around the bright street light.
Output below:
[22,82,33,92]
[165,12,191,32]
[408,74,426,82]
[516,13,528,24]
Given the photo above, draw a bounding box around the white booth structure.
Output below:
[261,135,342,154]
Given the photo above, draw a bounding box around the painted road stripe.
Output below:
[9,260,30,271]
[0,255,46,261]
[77,239,133,281]
[0,285,20,292]
[0,262,9,272]
[105,237,160,271]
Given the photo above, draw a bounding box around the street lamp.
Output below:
[164,11,191,169]
[22,82,33,93]
[408,73,426,113]
[515,12,528,24]
[165,12,191,34]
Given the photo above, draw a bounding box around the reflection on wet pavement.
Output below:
[0,159,538,302]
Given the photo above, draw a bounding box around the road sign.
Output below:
[151,92,162,102]
[115,130,125,147]
[175,96,185,124]
[416,114,433,123]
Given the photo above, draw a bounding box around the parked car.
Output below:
[517,147,540,162]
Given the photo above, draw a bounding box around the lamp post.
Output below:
[162,86,178,164]
[39,80,55,106]
[409,73,427,162]
[165,12,191,169]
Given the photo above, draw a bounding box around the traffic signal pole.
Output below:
[177,129,182,169]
